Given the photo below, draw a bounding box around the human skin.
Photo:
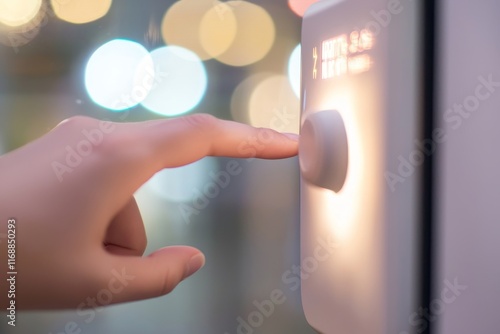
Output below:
[0,114,298,310]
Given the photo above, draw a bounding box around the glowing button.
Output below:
[299,109,348,193]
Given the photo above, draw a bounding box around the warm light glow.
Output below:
[141,46,207,117]
[51,0,112,24]
[161,0,226,61]
[348,54,373,74]
[301,95,366,246]
[230,73,271,124]
[319,29,375,80]
[288,0,319,17]
[321,34,348,79]
[248,75,300,134]
[215,1,275,67]
[348,29,374,53]
[310,77,381,243]
[199,2,238,59]
[318,94,364,240]
[288,44,301,98]
[312,47,318,79]
[0,0,42,27]
[85,39,152,111]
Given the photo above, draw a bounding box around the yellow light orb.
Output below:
[51,0,112,24]
[161,0,221,61]
[248,75,300,134]
[199,2,237,59]
[214,1,275,67]
[0,0,42,27]
[230,73,272,124]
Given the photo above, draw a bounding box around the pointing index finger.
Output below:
[140,114,299,168]
[96,114,298,214]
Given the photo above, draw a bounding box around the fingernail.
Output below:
[185,254,206,279]
[284,133,300,141]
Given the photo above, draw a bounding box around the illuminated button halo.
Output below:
[299,109,349,193]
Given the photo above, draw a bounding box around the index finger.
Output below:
[91,114,299,215]
[142,113,299,166]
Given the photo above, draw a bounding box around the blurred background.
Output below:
[0,0,320,333]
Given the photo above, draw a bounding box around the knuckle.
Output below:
[254,127,278,144]
[109,130,144,153]
[97,131,124,150]
[90,133,132,162]
[182,113,218,132]
[159,269,176,295]
[257,127,277,138]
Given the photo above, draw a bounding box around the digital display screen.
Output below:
[313,29,374,80]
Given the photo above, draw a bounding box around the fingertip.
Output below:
[184,253,206,279]
[283,133,300,142]
[157,246,205,280]
[150,246,205,281]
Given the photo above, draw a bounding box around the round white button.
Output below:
[299,109,349,192]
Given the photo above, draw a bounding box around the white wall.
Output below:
[437,1,500,333]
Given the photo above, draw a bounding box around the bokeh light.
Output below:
[248,75,300,134]
[0,19,41,48]
[161,0,224,61]
[51,0,112,24]
[230,73,272,124]
[146,157,219,203]
[288,44,301,98]
[0,0,42,27]
[199,2,237,59]
[85,39,153,111]
[214,1,275,67]
[288,0,320,17]
[141,46,207,117]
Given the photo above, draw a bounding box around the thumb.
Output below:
[101,246,205,304]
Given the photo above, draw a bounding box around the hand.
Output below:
[0,114,298,310]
